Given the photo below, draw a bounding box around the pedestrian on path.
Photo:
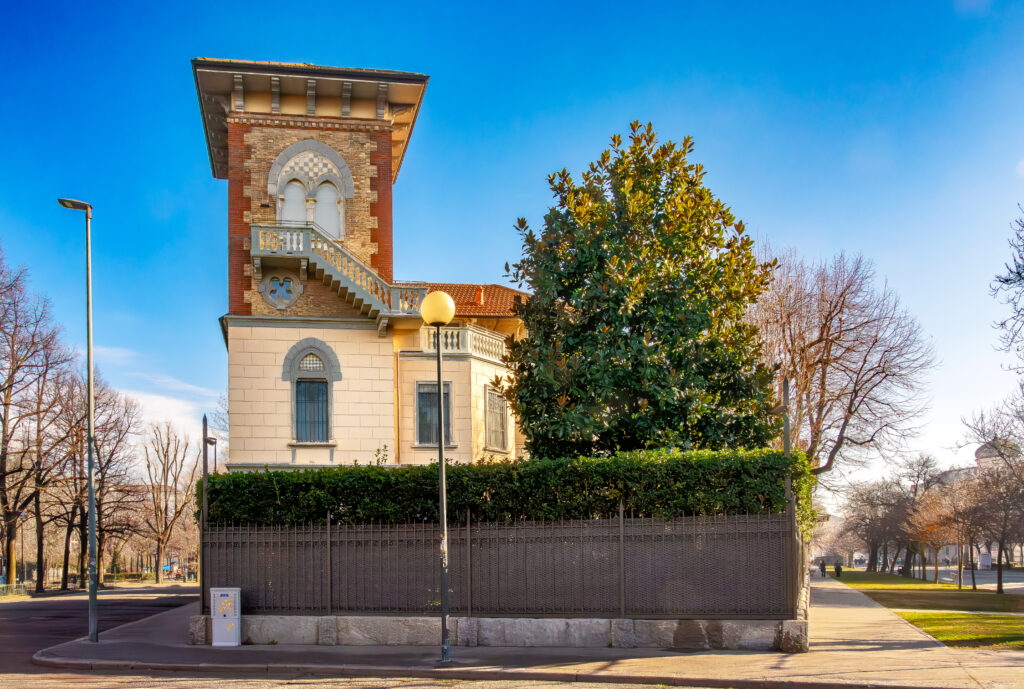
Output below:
[834,562,843,578]
[819,560,826,578]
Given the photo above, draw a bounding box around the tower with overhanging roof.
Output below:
[194,58,526,469]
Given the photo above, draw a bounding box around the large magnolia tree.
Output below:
[501,122,778,457]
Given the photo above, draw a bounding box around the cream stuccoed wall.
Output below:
[396,351,521,465]
[469,357,519,460]
[227,322,396,467]
[397,354,473,465]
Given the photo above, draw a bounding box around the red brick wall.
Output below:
[369,129,393,283]
[227,121,253,315]
[225,116,395,314]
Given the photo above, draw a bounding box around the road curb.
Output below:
[29,650,963,689]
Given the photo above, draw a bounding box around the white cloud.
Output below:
[94,346,142,366]
[122,389,210,437]
[129,372,219,399]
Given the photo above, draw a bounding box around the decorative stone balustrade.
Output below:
[420,325,507,364]
[250,224,426,318]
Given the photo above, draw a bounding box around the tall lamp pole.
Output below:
[420,290,456,663]
[58,197,99,643]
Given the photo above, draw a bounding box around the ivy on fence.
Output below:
[199,449,814,532]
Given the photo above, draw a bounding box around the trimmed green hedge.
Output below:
[200,449,813,532]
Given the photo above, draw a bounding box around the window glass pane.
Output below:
[314,183,341,238]
[282,181,306,225]
[417,383,452,445]
[295,380,328,442]
[299,353,324,371]
[486,389,508,450]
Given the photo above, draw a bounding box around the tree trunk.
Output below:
[969,544,977,590]
[96,530,105,587]
[4,519,16,586]
[154,542,163,584]
[956,539,963,590]
[60,525,71,590]
[902,546,915,577]
[997,542,1004,594]
[33,491,44,593]
[76,508,87,589]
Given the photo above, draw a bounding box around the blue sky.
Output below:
[2,1,1023,474]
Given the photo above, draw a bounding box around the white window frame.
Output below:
[415,381,456,448]
[484,386,509,453]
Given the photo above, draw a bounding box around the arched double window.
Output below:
[267,140,354,240]
[282,338,342,444]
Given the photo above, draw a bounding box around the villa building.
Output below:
[193,59,527,469]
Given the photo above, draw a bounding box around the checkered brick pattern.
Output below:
[280,150,340,188]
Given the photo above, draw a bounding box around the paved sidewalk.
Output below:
[31,578,1024,688]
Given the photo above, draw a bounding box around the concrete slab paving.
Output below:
[30,579,1024,688]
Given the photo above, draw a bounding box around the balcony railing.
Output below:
[420,325,507,364]
[250,223,426,317]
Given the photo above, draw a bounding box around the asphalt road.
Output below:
[0,583,198,675]
[0,584,662,689]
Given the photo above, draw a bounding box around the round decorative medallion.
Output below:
[259,270,303,310]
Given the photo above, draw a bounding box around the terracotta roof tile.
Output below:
[393,282,528,317]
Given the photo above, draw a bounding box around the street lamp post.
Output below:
[420,290,456,664]
[58,197,99,643]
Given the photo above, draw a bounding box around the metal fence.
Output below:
[203,505,800,619]
[0,584,26,598]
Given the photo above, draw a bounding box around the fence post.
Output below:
[785,494,798,617]
[618,497,625,618]
[466,509,472,617]
[326,511,332,615]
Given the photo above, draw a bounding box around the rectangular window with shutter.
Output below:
[485,387,508,451]
[416,382,453,446]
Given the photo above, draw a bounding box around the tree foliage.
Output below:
[502,122,778,457]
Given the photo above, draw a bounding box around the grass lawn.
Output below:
[832,570,1024,613]
[897,612,1024,650]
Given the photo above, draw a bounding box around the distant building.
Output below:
[974,438,1021,472]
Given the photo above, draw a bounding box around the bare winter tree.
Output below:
[207,390,229,470]
[907,489,956,583]
[140,422,198,583]
[841,478,904,572]
[975,467,1024,594]
[91,378,144,584]
[962,388,1024,489]
[751,249,935,478]
[23,349,75,592]
[841,453,942,575]
[0,246,67,585]
[992,206,1024,366]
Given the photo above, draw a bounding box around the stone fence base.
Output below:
[189,615,808,653]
